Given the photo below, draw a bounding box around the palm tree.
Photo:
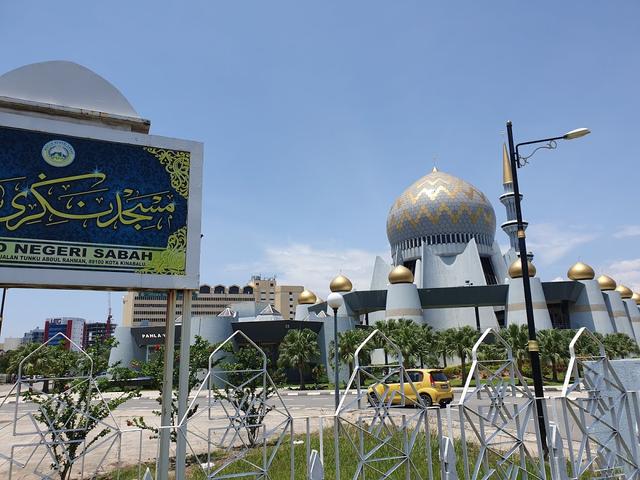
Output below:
[330,329,370,377]
[373,319,399,365]
[502,324,529,373]
[603,332,640,359]
[277,328,320,389]
[538,329,569,382]
[391,319,421,367]
[448,326,479,380]
[433,329,455,368]
[415,324,435,368]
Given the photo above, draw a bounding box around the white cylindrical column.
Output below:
[385,265,423,324]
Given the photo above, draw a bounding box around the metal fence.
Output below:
[1,327,640,479]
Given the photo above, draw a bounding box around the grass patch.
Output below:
[98,426,556,480]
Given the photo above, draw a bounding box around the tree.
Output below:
[448,326,479,380]
[603,332,640,359]
[7,341,137,480]
[373,319,399,365]
[330,328,371,377]
[130,335,219,441]
[502,324,529,373]
[538,329,570,382]
[277,328,320,389]
[433,329,455,368]
[391,319,423,368]
[414,324,436,368]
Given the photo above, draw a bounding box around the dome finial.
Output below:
[297,289,317,305]
[567,261,595,281]
[508,258,536,278]
[616,284,633,299]
[330,274,352,292]
[388,265,414,284]
[597,275,617,291]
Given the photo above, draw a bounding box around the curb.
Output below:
[277,386,562,396]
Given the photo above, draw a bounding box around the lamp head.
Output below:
[563,128,590,140]
[327,292,344,310]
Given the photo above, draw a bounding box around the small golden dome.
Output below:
[597,275,617,291]
[388,265,414,284]
[508,258,536,279]
[567,261,595,281]
[297,289,317,305]
[632,292,640,305]
[330,274,353,292]
[615,284,633,299]
[315,296,324,304]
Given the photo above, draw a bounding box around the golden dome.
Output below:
[567,261,595,281]
[330,274,353,292]
[297,289,317,305]
[615,284,633,299]
[597,275,617,291]
[508,258,536,279]
[388,265,414,284]
[632,292,640,305]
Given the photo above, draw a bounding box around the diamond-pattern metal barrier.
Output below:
[555,327,640,479]
[454,328,548,480]
[6,327,640,479]
[0,332,142,479]
[334,328,440,480]
[158,329,294,480]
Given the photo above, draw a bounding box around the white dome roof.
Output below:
[0,61,140,118]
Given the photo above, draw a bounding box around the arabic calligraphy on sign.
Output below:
[0,172,176,232]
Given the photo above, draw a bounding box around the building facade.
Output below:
[22,327,45,345]
[121,276,305,326]
[44,317,85,351]
[83,321,116,348]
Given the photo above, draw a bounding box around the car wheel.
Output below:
[367,393,377,407]
[439,401,447,408]
[419,393,432,408]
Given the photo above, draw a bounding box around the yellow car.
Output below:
[367,369,453,408]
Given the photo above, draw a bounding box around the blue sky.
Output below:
[1,1,639,340]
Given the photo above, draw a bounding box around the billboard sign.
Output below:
[0,112,202,290]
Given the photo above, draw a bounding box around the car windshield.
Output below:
[431,371,448,382]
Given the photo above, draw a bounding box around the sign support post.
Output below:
[158,290,177,480]
[176,289,193,480]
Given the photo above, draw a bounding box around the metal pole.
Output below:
[506,120,548,454]
[158,290,177,480]
[333,306,339,410]
[176,289,193,480]
[0,288,7,337]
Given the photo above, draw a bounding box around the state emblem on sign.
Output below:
[41,139,75,167]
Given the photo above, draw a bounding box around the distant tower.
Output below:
[499,143,527,251]
[106,292,113,339]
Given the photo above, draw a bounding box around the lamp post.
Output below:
[327,292,344,410]
[505,121,590,454]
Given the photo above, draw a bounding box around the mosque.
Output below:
[1,59,632,379]
[110,148,640,376]
[296,147,640,372]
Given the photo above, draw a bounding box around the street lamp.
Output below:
[505,120,590,454]
[327,291,344,410]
